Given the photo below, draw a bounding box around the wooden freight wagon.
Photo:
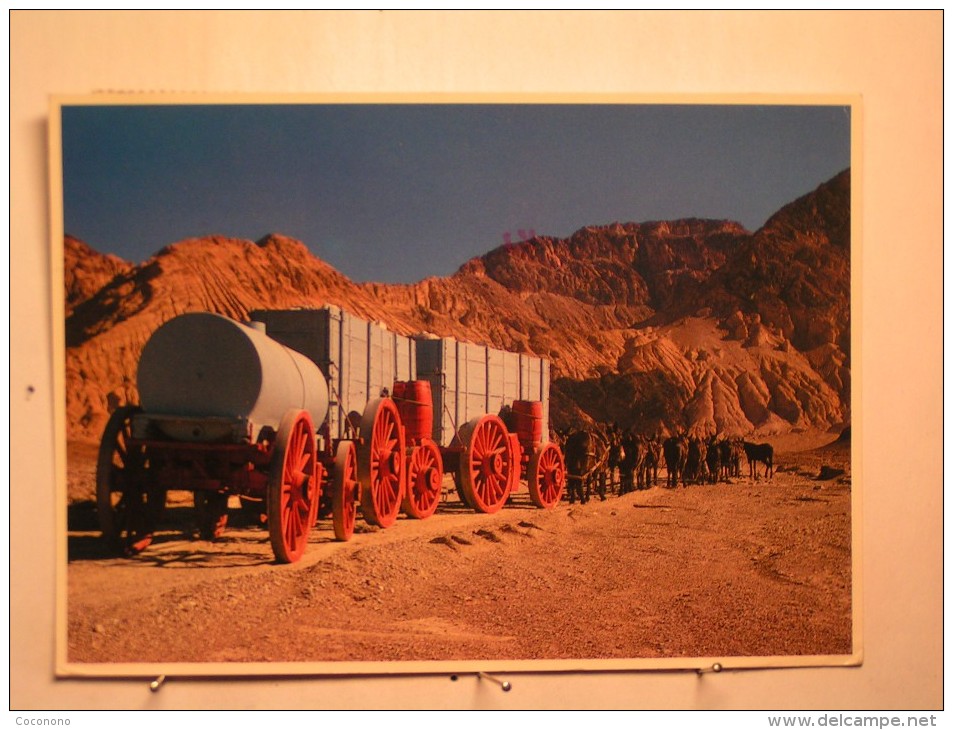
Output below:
[97,309,411,564]
[249,306,416,443]
[95,307,566,566]
[249,306,417,530]
[413,336,551,447]
[411,336,565,514]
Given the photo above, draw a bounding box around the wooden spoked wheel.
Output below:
[452,471,473,509]
[401,439,443,520]
[358,398,405,528]
[332,440,360,542]
[528,442,567,509]
[267,409,319,564]
[96,406,163,555]
[458,414,515,514]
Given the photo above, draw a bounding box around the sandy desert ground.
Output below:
[64,433,852,668]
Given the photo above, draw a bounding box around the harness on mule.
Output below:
[566,430,610,480]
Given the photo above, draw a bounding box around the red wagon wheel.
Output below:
[528,442,567,509]
[96,406,163,555]
[458,414,515,514]
[267,409,319,563]
[452,471,473,510]
[358,398,405,528]
[401,439,443,520]
[332,440,360,542]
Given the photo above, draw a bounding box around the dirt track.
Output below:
[65,438,852,666]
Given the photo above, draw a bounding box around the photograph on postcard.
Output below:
[53,97,857,675]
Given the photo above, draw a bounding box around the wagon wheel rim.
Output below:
[268,409,318,563]
[460,415,513,514]
[528,442,566,509]
[401,439,443,520]
[95,406,161,555]
[358,398,405,528]
[452,470,473,510]
[332,440,359,541]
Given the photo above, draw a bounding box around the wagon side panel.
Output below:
[486,347,505,418]
[454,340,467,439]
[414,338,452,445]
[542,358,551,442]
[341,310,369,437]
[326,308,343,439]
[248,308,330,372]
[520,353,551,443]
[394,332,416,386]
[460,341,489,428]
[502,351,521,407]
[368,320,386,397]
[439,341,455,444]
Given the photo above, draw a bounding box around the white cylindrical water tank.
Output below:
[137,312,329,436]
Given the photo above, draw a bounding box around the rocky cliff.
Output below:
[63,169,851,443]
[63,235,132,317]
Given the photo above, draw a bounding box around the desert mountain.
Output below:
[63,235,133,318]
[64,169,850,443]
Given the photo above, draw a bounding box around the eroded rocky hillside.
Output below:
[63,170,851,443]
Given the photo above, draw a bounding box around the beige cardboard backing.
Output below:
[46,90,864,680]
[11,10,942,709]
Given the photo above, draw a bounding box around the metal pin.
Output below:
[149,675,166,692]
[697,662,723,675]
[478,671,512,692]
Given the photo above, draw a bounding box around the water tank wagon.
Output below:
[137,312,329,441]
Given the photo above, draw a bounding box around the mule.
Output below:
[743,441,774,479]
[563,430,604,504]
[663,435,688,488]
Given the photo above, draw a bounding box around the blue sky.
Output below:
[61,103,850,284]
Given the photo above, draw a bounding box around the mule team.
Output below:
[556,425,775,505]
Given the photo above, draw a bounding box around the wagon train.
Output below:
[96,306,567,563]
